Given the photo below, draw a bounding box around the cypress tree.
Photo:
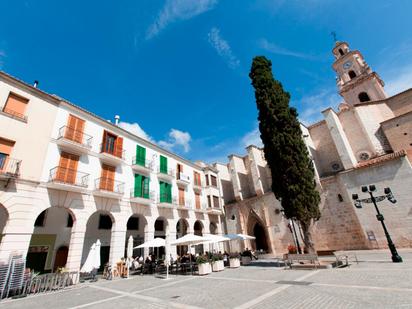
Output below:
[249,56,321,253]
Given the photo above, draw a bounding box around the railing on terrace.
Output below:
[0,106,28,122]
[157,167,175,177]
[130,188,154,201]
[0,157,21,177]
[131,157,152,169]
[49,167,89,187]
[157,193,176,205]
[57,126,93,148]
[94,177,124,194]
[100,143,125,160]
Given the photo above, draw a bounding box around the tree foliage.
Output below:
[249,56,321,246]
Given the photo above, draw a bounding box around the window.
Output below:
[0,138,15,170]
[213,196,219,208]
[100,164,116,191]
[195,192,201,209]
[56,152,79,184]
[337,194,344,202]
[3,92,29,121]
[207,195,212,208]
[34,210,47,227]
[211,175,217,187]
[67,214,73,228]
[98,214,112,230]
[193,171,201,186]
[160,155,168,174]
[65,114,85,144]
[178,187,185,206]
[205,175,209,186]
[135,145,146,166]
[134,174,149,198]
[102,131,123,158]
[155,220,164,231]
[348,70,356,79]
[159,181,172,203]
[358,92,371,102]
[339,48,344,56]
[127,217,139,230]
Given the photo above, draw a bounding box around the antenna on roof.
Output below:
[114,115,120,125]
[33,80,39,88]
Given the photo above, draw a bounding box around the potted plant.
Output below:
[211,254,224,272]
[196,256,211,275]
[229,252,240,268]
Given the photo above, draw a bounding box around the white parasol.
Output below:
[126,236,134,277]
[134,238,166,249]
[81,242,96,273]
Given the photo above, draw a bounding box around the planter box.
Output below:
[212,260,224,272]
[229,258,240,268]
[241,256,252,265]
[198,263,212,275]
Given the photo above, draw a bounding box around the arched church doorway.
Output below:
[26,207,74,273]
[82,211,113,272]
[126,214,147,258]
[253,223,269,252]
[194,220,204,254]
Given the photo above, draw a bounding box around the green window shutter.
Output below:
[136,145,146,166]
[134,174,142,197]
[160,155,167,173]
[143,176,149,199]
[166,183,172,203]
[159,181,164,202]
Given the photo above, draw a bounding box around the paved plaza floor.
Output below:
[1,249,412,309]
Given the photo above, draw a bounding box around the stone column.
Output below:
[65,218,87,272]
[144,226,154,257]
[246,146,264,196]
[0,217,34,263]
[109,228,127,265]
[228,155,243,201]
[322,108,357,169]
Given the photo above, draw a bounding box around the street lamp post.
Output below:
[352,185,403,263]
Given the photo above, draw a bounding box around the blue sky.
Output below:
[1,0,412,163]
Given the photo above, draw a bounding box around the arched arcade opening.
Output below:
[26,207,74,273]
[176,218,189,256]
[154,217,168,259]
[194,220,204,254]
[0,204,9,248]
[125,214,147,258]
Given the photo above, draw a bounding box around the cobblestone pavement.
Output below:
[1,249,412,309]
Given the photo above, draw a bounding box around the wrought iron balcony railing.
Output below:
[130,188,154,201]
[100,143,126,160]
[132,157,152,169]
[94,177,124,194]
[48,167,89,187]
[57,126,93,148]
[157,193,176,205]
[0,157,21,177]
[157,167,175,178]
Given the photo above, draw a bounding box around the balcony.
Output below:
[194,202,207,213]
[157,194,177,208]
[130,188,154,205]
[176,199,192,210]
[0,157,21,179]
[157,167,175,181]
[98,143,126,166]
[0,106,28,122]
[207,207,223,215]
[193,180,203,192]
[131,157,152,175]
[47,167,89,193]
[176,172,190,187]
[93,177,124,199]
[56,126,93,155]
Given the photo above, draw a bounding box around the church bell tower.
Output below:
[332,41,387,105]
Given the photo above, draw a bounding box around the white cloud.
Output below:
[296,89,341,125]
[384,64,412,96]
[259,38,317,60]
[207,27,240,69]
[146,0,217,39]
[241,127,262,148]
[118,121,153,142]
[159,128,192,153]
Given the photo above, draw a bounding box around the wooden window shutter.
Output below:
[4,93,28,118]
[136,145,146,166]
[167,183,172,203]
[66,114,85,143]
[101,164,115,191]
[102,131,108,153]
[0,138,15,155]
[160,155,167,173]
[57,152,79,184]
[115,137,123,158]
[195,193,200,209]
[159,181,164,202]
[178,187,185,206]
[134,174,142,197]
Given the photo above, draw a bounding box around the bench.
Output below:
[286,254,320,269]
[333,251,358,267]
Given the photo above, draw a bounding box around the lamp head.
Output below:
[369,185,376,192]
[361,186,368,193]
[384,187,391,194]
[352,193,358,200]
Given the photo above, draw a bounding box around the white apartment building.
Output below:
[0,71,224,273]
